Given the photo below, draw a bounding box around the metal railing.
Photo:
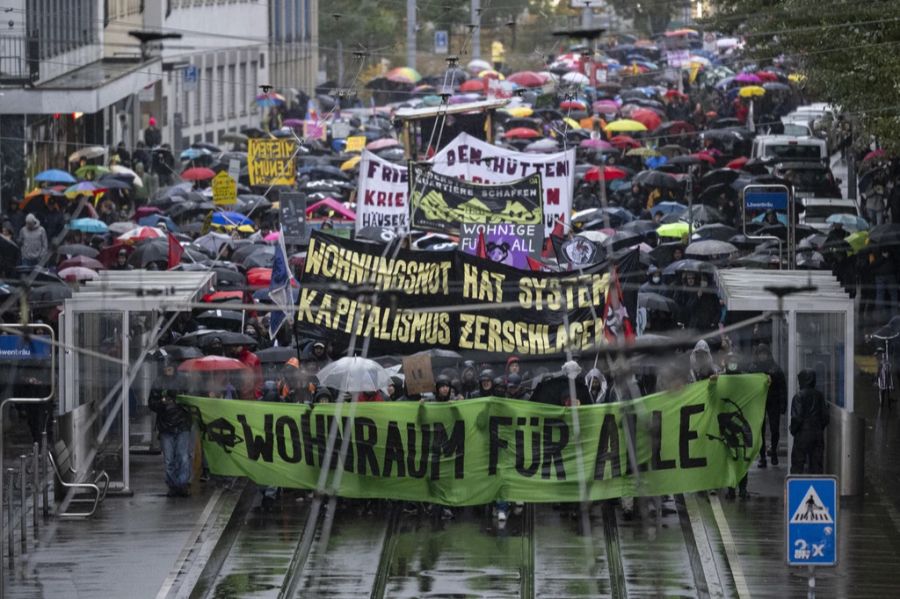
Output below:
[0,34,39,85]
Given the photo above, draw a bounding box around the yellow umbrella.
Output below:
[562,117,581,130]
[505,106,533,118]
[845,230,869,254]
[626,147,660,158]
[657,222,689,239]
[738,85,766,98]
[341,156,361,171]
[788,73,806,83]
[606,119,648,133]
[478,69,504,80]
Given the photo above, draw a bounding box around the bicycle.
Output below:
[875,344,894,410]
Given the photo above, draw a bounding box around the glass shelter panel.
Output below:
[796,312,846,408]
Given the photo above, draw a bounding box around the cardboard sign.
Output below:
[247,139,296,186]
[303,120,327,141]
[227,158,241,183]
[402,353,435,395]
[212,171,237,206]
[345,135,367,153]
[331,121,351,140]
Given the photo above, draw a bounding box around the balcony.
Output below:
[0,34,40,85]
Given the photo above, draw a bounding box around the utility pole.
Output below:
[471,0,481,59]
[407,0,417,69]
[581,1,593,30]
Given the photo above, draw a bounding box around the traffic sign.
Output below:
[212,171,237,206]
[786,476,838,567]
[183,65,199,93]
[434,30,449,54]
[744,184,790,211]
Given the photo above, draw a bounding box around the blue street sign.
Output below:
[183,65,199,93]
[744,186,789,211]
[786,476,838,567]
[0,335,51,361]
[434,30,449,54]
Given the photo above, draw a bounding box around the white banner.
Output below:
[430,133,575,235]
[355,151,409,233]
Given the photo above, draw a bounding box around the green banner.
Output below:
[179,374,768,505]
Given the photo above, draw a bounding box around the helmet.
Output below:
[479,368,494,382]
[507,373,522,387]
[492,376,507,389]
[435,375,451,390]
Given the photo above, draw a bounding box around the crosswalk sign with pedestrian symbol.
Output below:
[786,476,838,566]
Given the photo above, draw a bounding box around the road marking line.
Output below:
[709,493,752,599]
[683,493,726,598]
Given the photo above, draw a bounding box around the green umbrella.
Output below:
[75,164,110,180]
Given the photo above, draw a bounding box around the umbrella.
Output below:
[96,176,133,190]
[247,267,274,287]
[845,230,869,254]
[65,181,104,196]
[584,165,628,182]
[256,346,299,365]
[683,204,723,225]
[69,146,107,162]
[56,243,99,258]
[650,201,686,216]
[194,232,234,254]
[467,58,491,73]
[506,71,544,87]
[316,356,392,393]
[242,247,276,269]
[561,72,589,85]
[649,241,686,265]
[178,330,257,349]
[178,355,249,373]
[68,218,108,234]
[58,266,99,282]
[634,170,681,190]
[126,239,170,268]
[685,240,738,259]
[110,164,144,188]
[365,138,401,152]
[726,157,748,170]
[28,283,72,305]
[35,169,76,184]
[138,214,179,232]
[196,309,245,332]
[609,135,641,150]
[524,139,559,153]
[868,224,900,247]
[796,251,825,269]
[530,375,591,407]
[157,345,205,361]
[58,256,104,271]
[75,165,110,179]
[118,226,165,243]
[579,138,615,151]
[638,292,680,314]
[458,78,486,93]
[503,127,542,139]
[621,219,658,235]
[108,221,137,235]
[734,72,762,84]
[181,167,216,181]
[386,67,422,84]
[738,85,765,98]
[691,223,738,242]
[629,108,663,131]
[657,222,690,239]
[211,211,254,228]
[662,259,715,276]
[825,213,868,232]
[626,147,660,158]
[606,119,648,133]
[341,156,361,171]
[700,168,741,188]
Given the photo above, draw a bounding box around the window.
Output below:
[239,62,248,114]
[205,66,213,122]
[228,65,236,117]
[249,61,258,114]
[193,67,202,125]
[216,65,225,120]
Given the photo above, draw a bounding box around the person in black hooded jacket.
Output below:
[789,369,829,474]
[148,361,193,497]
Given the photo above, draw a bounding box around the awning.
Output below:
[63,270,216,313]
[718,269,850,312]
[0,58,162,115]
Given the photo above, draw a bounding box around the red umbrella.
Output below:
[755,71,779,82]
[458,78,486,93]
[560,100,587,111]
[59,266,99,282]
[247,267,273,288]
[506,71,544,87]
[59,256,105,270]
[664,89,688,100]
[203,290,245,303]
[690,152,717,165]
[97,242,133,268]
[181,167,216,181]
[503,127,542,139]
[178,355,250,372]
[630,108,663,131]
[609,135,641,150]
[584,165,628,182]
[726,156,749,169]
[118,226,164,243]
[863,149,886,162]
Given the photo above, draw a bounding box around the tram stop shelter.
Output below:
[57,271,216,494]
[717,268,863,495]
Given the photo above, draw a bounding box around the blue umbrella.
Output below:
[825,213,868,232]
[35,169,76,184]
[212,211,253,227]
[753,212,788,225]
[68,218,108,234]
[180,147,213,160]
[138,214,180,233]
[651,201,687,216]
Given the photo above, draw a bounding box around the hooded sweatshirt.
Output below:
[584,368,608,403]
[790,369,829,436]
[690,339,718,381]
[18,214,48,262]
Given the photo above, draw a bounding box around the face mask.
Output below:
[651,275,661,284]
[728,362,738,372]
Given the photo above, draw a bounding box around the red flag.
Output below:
[542,217,567,258]
[475,230,488,259]
[526,256,544,272]
[604,266,635,342]
[167,232,184,269]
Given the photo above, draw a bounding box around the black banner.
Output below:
[409,166,543,234]
[296,232,638,357]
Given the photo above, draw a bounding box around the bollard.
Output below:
[32,443,39,534]
[41,431,49,519]
[6,468,14,570]
[19,456,26,555]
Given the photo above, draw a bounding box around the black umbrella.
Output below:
[634,170,681,190]
[700,168,741,188]
[96,175,133,190]
[242,247,276,269]
[256,346,299,365]
[650,241,685,266]
[211,267,246,290]
[356,226,398,244]
[196,309,245,332]
[610,230,643,251]
[684,205,724,225]
[685,240,739,259]
[230,243,271,264]
[620,219,659,235]
[692,223,738,242]
[177,329,257,349]
[696,183,736,206]
[638,292,679,314]
[869,224,900,247]
[28,283,71,305]
[56,244,99,258]
[662,259,714,276]
[299,164,349,181]
[796,251,826,270]
[729,234,763,251]
[157,345,204,361]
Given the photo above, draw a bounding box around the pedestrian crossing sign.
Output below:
[786,476,838,566]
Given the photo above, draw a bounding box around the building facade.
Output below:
[268,0,319,97]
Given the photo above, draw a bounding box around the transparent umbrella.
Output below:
[317,357,392,393]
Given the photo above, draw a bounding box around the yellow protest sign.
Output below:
[212,171,237,206]
[345,135,366,153]
[247,138,296,187]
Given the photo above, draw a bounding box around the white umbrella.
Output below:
[467,58,491,73]
[110,164,144,188]
[317,357,392,393]
[562,71,589,85]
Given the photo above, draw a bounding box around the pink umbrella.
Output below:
[734,72,762,84]
[59,256,105,270]
[133,206,162,219]
[264,231,281,242]
[579,138,615,151]
[593,99,619,114]
[306,197,355,221]
[506,71,544,88]
[366,138,400,151]
[59,266,99,282]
